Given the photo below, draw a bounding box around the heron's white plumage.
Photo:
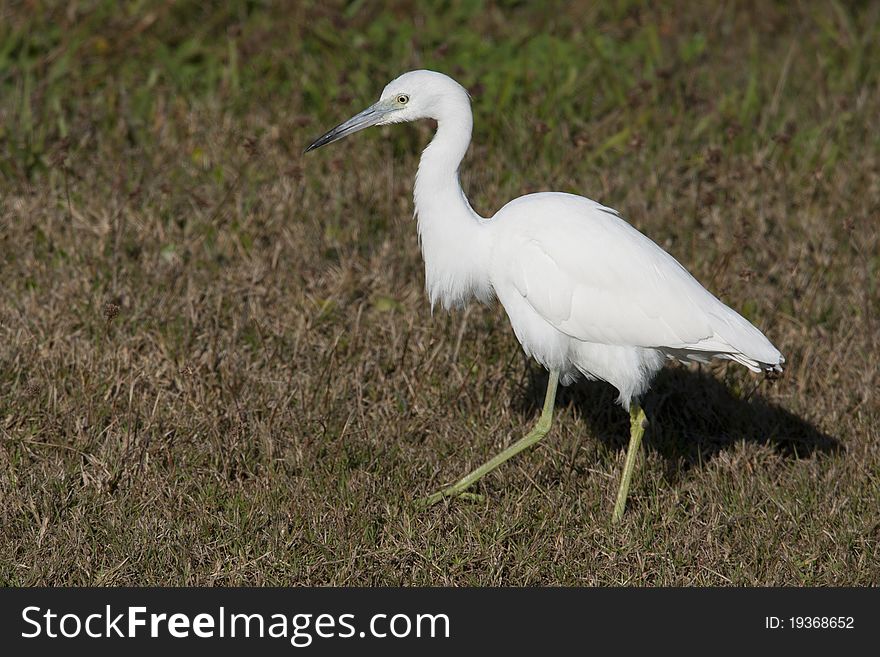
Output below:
[327,70,785,410]
[487,192,783,405]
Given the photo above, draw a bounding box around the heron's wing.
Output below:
[492,193,781,364]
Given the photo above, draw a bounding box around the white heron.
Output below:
[306,70,784,521]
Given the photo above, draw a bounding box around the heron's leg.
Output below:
[419,369,560,507]
[612,402,648,523]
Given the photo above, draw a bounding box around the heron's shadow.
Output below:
[517,364,840,477]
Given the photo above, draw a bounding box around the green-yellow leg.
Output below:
[612,403,648,523]
[418,369,560,507]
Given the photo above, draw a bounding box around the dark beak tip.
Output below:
[301,104,384,156]
[304,134,334,154]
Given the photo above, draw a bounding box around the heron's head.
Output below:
[305,70,470,152]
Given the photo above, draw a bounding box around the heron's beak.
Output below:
[305,101,394,153]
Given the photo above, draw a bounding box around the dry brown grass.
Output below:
[1,1,878,585]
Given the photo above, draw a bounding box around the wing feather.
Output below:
[490,192,781,366]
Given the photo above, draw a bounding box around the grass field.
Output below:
[1,1,878,585]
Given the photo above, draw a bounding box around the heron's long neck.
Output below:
[414,109,491,309]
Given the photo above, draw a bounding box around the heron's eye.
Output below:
[396,94,409,105]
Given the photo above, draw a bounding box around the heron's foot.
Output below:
[415,417,552,511]
[416,487,485,508]
[611,403,648,523]
[416,369,559,512]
